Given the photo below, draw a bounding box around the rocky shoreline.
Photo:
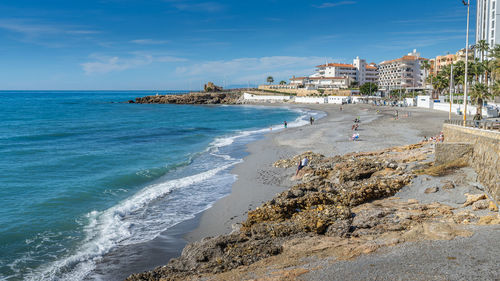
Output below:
[126,141,499,281]
[133,91,243,105]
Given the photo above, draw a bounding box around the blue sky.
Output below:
[0,0,474,90]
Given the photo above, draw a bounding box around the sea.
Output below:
[0,91,323,281]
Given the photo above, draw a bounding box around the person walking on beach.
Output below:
[284,121,287,128]
[309,116,314,125]
[296,156,309,175]
[473,112,482,128]
[395,110,399,120]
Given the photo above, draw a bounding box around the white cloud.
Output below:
[313,1,356,8]
[130,39,170,45]
[81,53,187,74]
[0,19,100,47]
[175,56,335,84]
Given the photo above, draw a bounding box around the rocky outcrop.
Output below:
[126,142,499,281]
[134,92,242,105]
[204,82,223,92]
[126,144,428,281]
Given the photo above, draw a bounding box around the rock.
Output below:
[134,92,242,105]
[408,199,419,204]
[442,181,455,189]
[477,215,500,225]
[472,200,489,211]
[489,201,499,212]
[424,187,439,194]
[204,82,223,92]
[463,193,487,207]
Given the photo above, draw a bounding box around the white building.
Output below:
[476,0,500,57]
[290,76,351,89]
[378,50,428,93]
[290,57,379,89]
[313,58,379,86]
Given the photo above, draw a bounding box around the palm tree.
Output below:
[489,44,500,79]
[492,80,500,96]
[266,76,274,85]
[433,74,449,97]
[470,83,492,115]
[476,40,489,62]
[481,59,495,86]
[470,59,484,82]
[420,60,431,94]
[279,80,286,85]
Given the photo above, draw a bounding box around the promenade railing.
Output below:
[444,119,500,132]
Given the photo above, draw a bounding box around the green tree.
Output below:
[476,40,489,62]
[266,76,274,85]
[360,82,378,95]
[470,83,492,115]
[432,74,449,96]
[492,80,500,96]
[279,80,286,85]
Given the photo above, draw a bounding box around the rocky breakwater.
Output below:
[126,143,458,281]
[133,92,243,105]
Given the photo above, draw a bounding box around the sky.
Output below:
[0,0,476,90]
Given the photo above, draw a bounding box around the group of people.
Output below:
[422,131,444,143]
[351,117,361,141]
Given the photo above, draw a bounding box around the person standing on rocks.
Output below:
[296,157,309,175]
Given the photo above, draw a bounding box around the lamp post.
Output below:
[463,0,471,125]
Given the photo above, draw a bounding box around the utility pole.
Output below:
[463,0,470,125]
[449,64,454,120]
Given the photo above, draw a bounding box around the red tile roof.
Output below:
[380,55,429,65]
[290,76,347,80]
[316,63,356,68]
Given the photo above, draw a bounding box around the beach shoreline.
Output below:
[127,102,500,281]
[120,103,459,280]
[184,103,448,243]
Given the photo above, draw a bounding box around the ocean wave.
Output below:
[19,106,325,281]
[26,162,236,281]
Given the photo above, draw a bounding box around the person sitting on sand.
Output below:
[296,157,309,175]
[422,136,428,142]
[351,133,359,141]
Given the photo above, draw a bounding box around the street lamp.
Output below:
[463,0,471,125]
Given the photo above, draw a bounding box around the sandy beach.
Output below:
[126,102,500,281]
[186,103,449,242]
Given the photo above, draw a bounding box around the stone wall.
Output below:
[443,124,500,204]
[435,143,473,165]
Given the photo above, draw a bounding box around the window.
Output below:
[493,1,496,10]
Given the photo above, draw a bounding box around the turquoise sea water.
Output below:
[0,91,320,280]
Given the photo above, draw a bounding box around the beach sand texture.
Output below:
[187,104,447,242]
[128,104,500,281]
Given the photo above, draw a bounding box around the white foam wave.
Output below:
[24,106,325,281]
[27,162,235,281]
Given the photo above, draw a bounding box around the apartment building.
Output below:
[476,0,500,58]
[378,50,428,92]
[290,57,379,90]
[290,76,351,89]
[429,48,473,74]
